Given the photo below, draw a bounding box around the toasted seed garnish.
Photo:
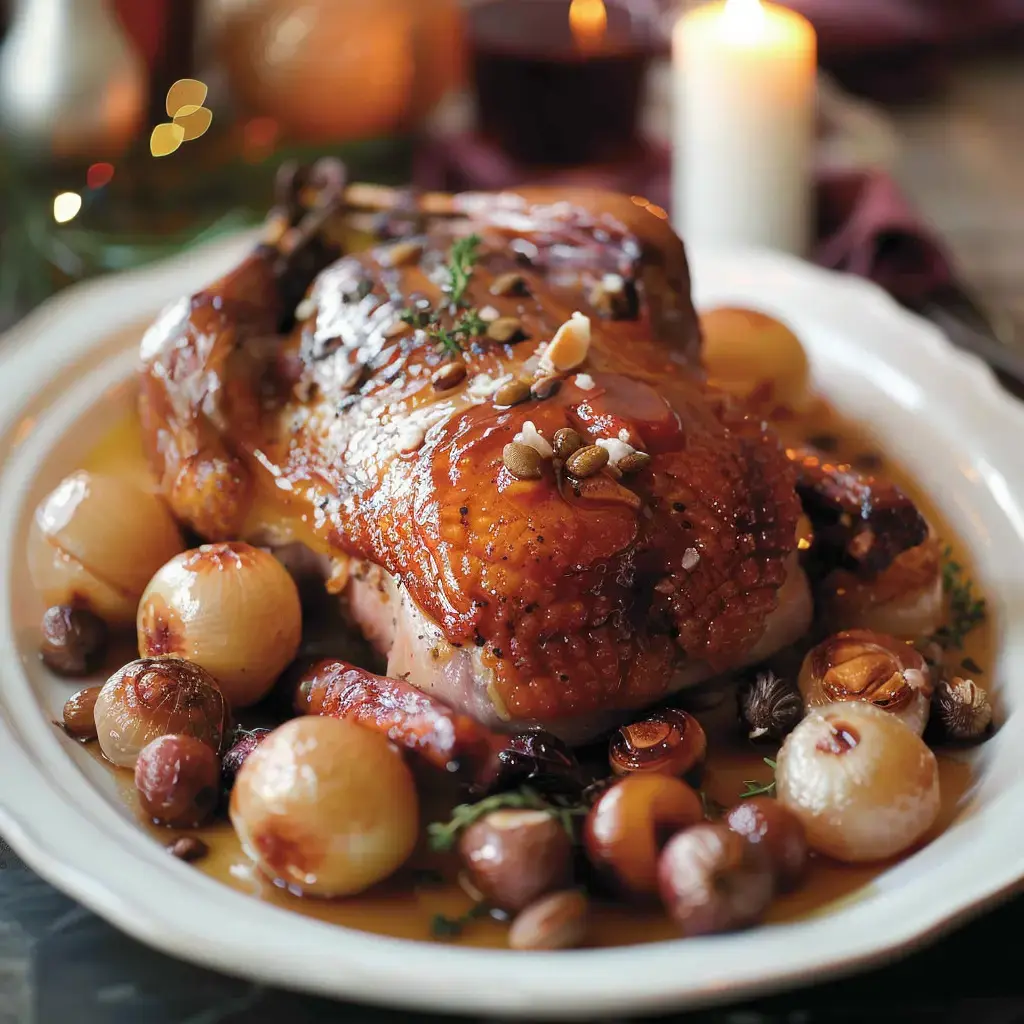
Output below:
[540,312,590,372]
[383,240,423,268]
[383,319,409,338]
[617,451,651,475]
[566,444,609,479]
[490,272,529,297]
[530,375,562,401]
[494,380,532,407]
[553,427,583,459]
[432,359,467,391]
[487,317,528,344]
[503,441,543,480]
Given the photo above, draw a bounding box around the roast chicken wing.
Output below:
[138,168,918,743]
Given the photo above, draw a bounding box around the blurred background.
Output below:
[0,0,1022,344]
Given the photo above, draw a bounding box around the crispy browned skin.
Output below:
[295,658,506,780]
[139,184,807,725]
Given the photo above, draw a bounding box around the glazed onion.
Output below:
[776,702,940,863]
[28,471,183,626]
[94,658,228,768]
[798,629,933,735]
[137,542,302,708]
[699,307,810,412]
[230,717,419,897]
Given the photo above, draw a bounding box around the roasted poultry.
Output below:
[138,161,926,744]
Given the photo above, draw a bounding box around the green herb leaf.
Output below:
[399,306,436,329]
[961,656,984,675]
[427,786,586,853]
[430,902,491,940]
[930,545,986,650]
[453,308,487,338]
[429,326,463,358]
[739,757,777,800]
[446,233,482,308]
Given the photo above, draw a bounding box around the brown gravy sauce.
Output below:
[80,399,991,949]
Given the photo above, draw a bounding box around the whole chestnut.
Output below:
[658,823,775,937]
[135,734,220,828]
[458,809,573,913]
[62,685,101,740]
[40,605,108,676]
[583,775,703,898]
[724,797,808,892]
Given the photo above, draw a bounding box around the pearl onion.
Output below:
[776,702,940,863]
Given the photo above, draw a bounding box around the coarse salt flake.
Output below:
[575,373,596,390]
[596,436,636,469]
[479,305,500,322]
[617,428,631,442]
[514,420,553,459]
[397,423,426,453]
[295,296,316,321]
[682,547,700,571]
[467,372,512,399]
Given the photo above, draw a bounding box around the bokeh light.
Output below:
[53,192,83,224]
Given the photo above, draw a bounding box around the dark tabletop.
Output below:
[2,831,1024,1024]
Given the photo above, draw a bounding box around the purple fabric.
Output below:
[415,136,955,306]
[815,170,955,304]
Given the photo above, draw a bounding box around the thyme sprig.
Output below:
[931,546,986,650]
[427,786,587,853]
[396,238,487,359]
[431,902,491,940]
[446,233,482,308]
[739,757,778,799]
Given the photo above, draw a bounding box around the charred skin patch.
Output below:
[137,593,185,657]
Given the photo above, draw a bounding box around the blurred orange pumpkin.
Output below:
[214,0,464,144]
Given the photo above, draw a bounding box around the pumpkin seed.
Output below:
[566,445,609,479]
[494,380,532,407]
[552,428,583,459]
[503,441,543,480]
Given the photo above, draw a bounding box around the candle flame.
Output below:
[722,0,766,39]
[569,0,607,50]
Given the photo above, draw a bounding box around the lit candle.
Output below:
[672,0,816,254]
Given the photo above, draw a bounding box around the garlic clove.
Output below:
[776,702,940,863]
[538,312,591,373]
[798,629,933,736]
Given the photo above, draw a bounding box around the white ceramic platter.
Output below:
[2,237,1024,1019]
